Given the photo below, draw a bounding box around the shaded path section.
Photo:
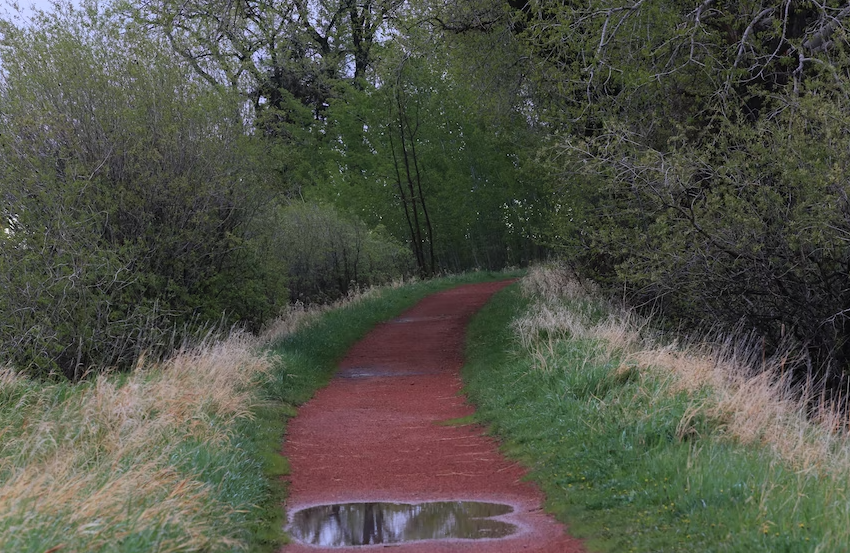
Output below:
[280,281,584,552]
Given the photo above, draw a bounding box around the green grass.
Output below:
[0,270,520,553]
[244,269,522,551]
[462,284,846,553]
[0,336,273,553]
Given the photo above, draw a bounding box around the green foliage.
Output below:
[517,0,850,381]
[134,0,552,276]
[557,91,850,383]
[463,284,847,552]
[272,202,414,303]
[0,3,286,378]
[309,29,549,273]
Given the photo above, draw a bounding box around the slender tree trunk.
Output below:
[406,123,435,274]
[388,119,424,273]
[395,89,428,277]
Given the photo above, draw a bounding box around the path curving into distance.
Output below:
[280,281,585,552]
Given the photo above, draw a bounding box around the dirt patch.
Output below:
[280,281,585,552]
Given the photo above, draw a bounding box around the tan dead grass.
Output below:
[0,459,226,551]
[0,332,267,550]
[517,264,850,475]
[0,366,24,387]
[0,332,289,550]
[0,282,391,551]
[258,282,390,345]
[520,262,598,304]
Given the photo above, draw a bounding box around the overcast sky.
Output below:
[5,0,79,21]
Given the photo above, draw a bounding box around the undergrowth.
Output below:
[463,265,850,552]
[0,269,517,553]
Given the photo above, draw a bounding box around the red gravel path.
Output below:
[280,281,585,552]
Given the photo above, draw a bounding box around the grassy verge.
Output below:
[0,333,271,553]
[0,269,519,553]
[254,269,521,550]
[462,267,850,552]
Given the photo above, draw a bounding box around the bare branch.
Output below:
[165,30,223,88]
[803,2,850,53]
[733,7,775,70]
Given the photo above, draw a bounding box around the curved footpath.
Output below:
[280,281,585,552]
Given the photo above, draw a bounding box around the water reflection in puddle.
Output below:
[289,501,517,547]
[391,315,455,324]
[338,367,432,378]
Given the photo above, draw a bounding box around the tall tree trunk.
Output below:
[395,88,429,277]
[388,119,424,274]
[407,122,435,274]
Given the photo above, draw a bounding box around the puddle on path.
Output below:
[390,315,456,324]
[288,501,517,547]
[338,366,434,378]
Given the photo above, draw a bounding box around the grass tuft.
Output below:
[0,330,269,552]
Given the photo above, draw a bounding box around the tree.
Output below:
[386,54,436,277]
[0,2,286,378]
[514,0,850,385]
[132,0,549,274]
[130,0,405,119]
[311,13,548,273]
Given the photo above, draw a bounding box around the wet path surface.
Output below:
[289,501,517,546]
[280,281,584,552]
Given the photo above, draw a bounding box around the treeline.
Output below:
[27,0,846,386]
[0,5,410,378]
[322,0,850,395]
[494,1,850,393]
[128,0,548,277]
[0,1,549,379]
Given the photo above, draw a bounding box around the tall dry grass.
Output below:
[0,330,270,552]
[0,275,415,553]
[515,264,850,475]
[258,276,412,346]
[0,275,381,553]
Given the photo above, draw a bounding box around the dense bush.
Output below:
[0,6,286,378]
[273,203,414,303]
[546,100,850,387]
[517,1,850,387]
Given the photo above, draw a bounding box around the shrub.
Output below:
[273,202,414,303]
[0,5,286,378]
